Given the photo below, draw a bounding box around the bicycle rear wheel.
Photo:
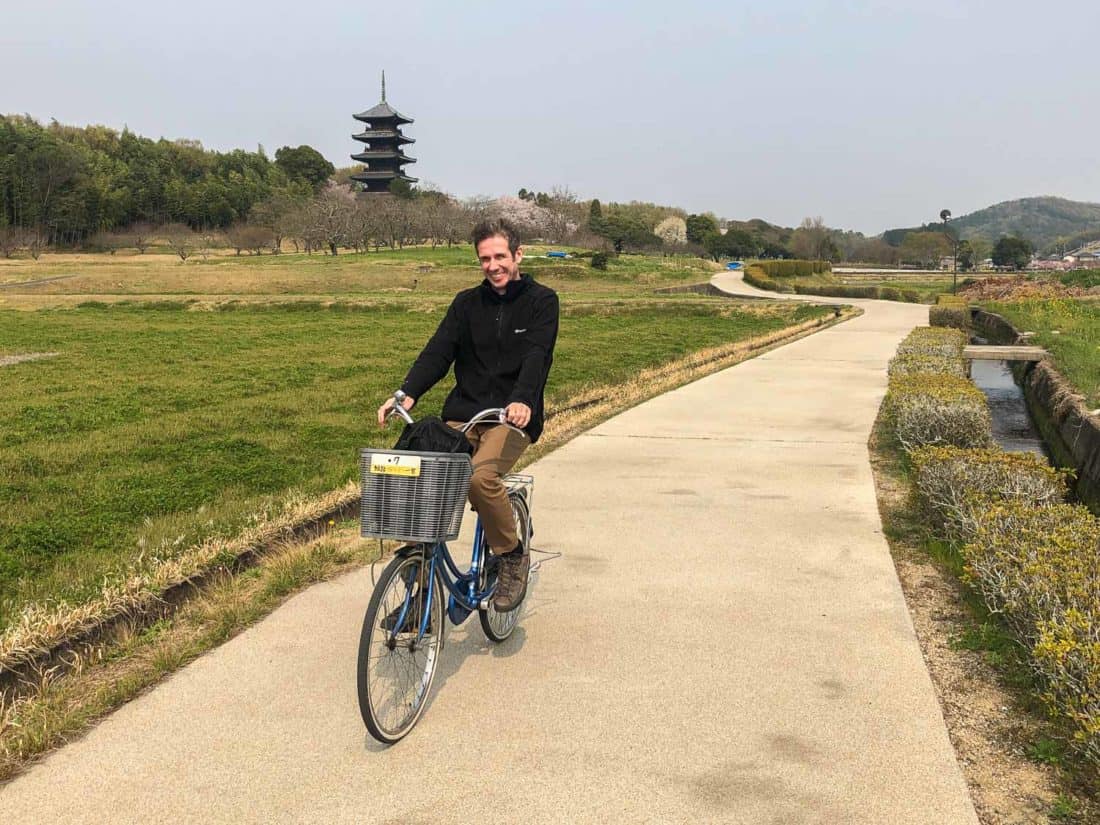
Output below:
[357,550,444,744]
[479,491,530,643]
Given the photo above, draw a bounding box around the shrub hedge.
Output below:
[756,259,831,278]
[743,265,793,293]
[896,326,967,359]
[964,502,1100,763]
[793,283,922,302]
[911,446,1069,541]
[929,304,969,330]
[795,283,875,298]
[876,287,923,303]
[886,374,993,451]
[931,294,969,328]
[886,319,1100,767]
[887,352,966,378]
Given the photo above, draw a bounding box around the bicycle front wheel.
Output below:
[357,550,444,744]
[479,491,530,643]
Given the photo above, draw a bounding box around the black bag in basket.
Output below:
[393,416,473,455]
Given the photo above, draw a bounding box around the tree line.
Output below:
[0,115,334,245]
[0,115,1042,268]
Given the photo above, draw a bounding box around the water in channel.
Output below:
[969,358,1050,459]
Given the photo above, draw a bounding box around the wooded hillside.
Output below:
[0,116,320,244]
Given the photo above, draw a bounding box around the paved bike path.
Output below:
[0,276,979,823]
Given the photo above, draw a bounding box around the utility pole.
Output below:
[940,209,957,294]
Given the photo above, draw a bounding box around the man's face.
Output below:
[476,235,523,294]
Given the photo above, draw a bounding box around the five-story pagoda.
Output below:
[351,72,417,193]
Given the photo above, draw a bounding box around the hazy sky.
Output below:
[4,0,1098,234]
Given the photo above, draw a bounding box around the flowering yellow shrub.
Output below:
[911,446,1069,541]
[1034,610,1100,764]
[965,502,1100,763]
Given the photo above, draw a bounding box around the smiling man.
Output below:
[376,218,559,611]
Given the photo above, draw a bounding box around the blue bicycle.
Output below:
[357,398,533,744]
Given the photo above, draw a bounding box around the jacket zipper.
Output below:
[495,305,505,404]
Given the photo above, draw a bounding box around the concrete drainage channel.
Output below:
[973,309,1100,510]
[969,350,1049,458]
[654,281,771,298]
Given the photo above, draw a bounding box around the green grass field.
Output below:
[0,248,830,627]
[1058,269,1100,290]
[985,298,1100,407]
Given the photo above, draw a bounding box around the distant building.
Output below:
[1063,243,1100,268]
[351,72,417,194]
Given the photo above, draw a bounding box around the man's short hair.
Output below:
[472,218,521,256]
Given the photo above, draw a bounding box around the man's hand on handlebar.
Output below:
[504,402,531,429]
[377,394,416,427]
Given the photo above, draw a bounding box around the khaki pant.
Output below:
[448,421,529,555]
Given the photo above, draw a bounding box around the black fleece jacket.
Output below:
[401,274,559,442]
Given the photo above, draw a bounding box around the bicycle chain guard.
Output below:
[447,570,478,624]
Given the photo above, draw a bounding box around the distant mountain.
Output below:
[884,197,1100,252]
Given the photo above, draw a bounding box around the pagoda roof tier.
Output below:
[352,129,415,145]
[353,101,413,125]
[350,150,416,164]
[351,170,419,182]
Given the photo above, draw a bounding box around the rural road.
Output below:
[0,273,979,823]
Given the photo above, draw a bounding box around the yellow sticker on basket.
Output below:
[369,454,422,477]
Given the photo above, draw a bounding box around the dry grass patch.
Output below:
[0,486,359,676]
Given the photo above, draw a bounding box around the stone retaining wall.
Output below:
[971,309,1017,342]
[654,282,767,298]
[1027,362,1100,509]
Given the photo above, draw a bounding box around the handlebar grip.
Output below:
[386,390,415,424]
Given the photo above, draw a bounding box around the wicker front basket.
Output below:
[359,448,473,543]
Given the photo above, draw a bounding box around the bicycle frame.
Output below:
[386,519,493,645]
[379,392,528,646]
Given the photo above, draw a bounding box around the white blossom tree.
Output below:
[655,216,688,246]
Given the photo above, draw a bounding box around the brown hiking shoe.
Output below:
[493,546,530,612]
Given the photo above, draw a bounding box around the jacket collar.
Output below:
[480,273,531,303]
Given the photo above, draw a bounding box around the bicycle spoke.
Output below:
[359,554,443,741]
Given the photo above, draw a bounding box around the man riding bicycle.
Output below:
[376,218,559,612]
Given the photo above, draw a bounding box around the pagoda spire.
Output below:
[381,70,386,102]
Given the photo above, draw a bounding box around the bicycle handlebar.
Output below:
[385,391,526,437]
[389,390,415,424]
